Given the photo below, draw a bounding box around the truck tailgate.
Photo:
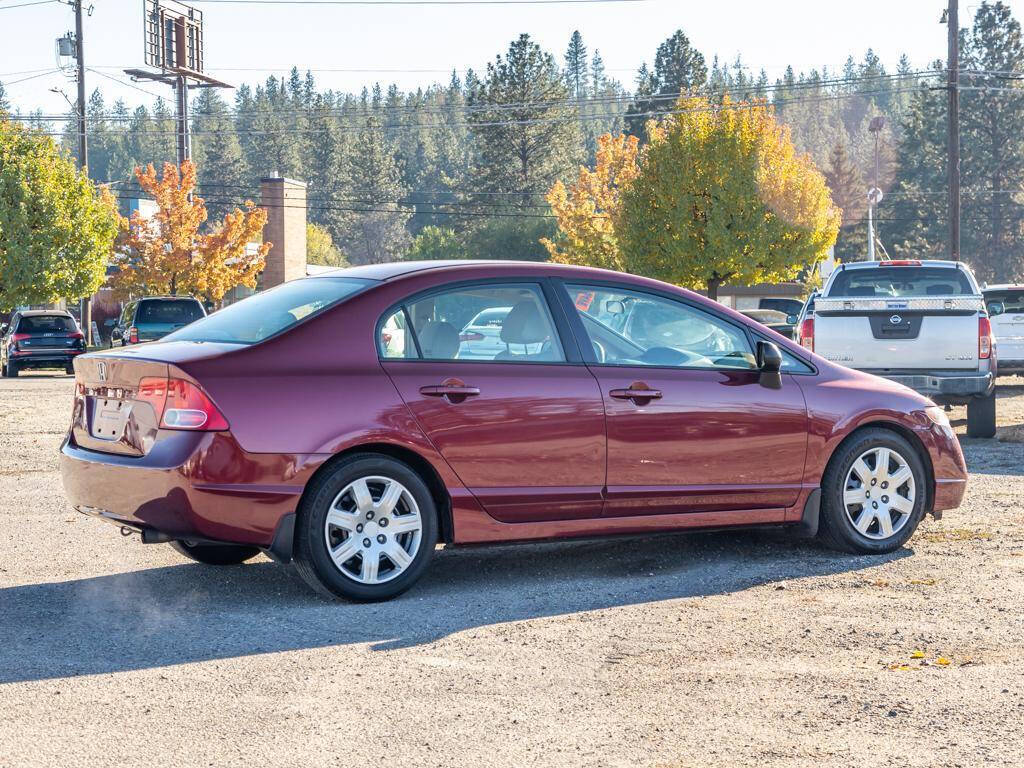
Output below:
[814,296,983,370]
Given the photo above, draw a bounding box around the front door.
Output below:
[380,282,606,523]
[560,282,809,517]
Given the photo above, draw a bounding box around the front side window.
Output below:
[565,284,756,370]
[165,277,371,344]
[397,284,565,362]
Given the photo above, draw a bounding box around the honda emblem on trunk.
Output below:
[890,315,903,325]
[98,362,106,382]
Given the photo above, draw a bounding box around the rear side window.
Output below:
[165,277,371,344]
[827,267,975,298]
[136,300,205,324]
[17,315,77,333]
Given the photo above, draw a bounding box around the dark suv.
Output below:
[110,296,206,346]
[2,310,86,377]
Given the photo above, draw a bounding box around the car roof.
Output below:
[17,309,74,317]
[136,295,203,301]
[838,259,968,271]
[308,259,673,284]
[984,284,1024,292]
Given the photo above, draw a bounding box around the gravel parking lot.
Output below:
[1,373,1023,768]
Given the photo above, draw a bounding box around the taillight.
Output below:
[459,332,485,342]
[69,331,84,339]
[136,376,229,431]
[979,316,993,359]
[11,333,30,343]
[799,317,814,351]
[128,326,139,343]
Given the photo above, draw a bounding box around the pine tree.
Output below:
[625,29,708,139]
[590,50,606,97]
[824,143,867,262]
[191,88,252,221]
[564,31,589,101]
[0,81,9,112]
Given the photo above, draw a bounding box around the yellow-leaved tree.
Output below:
[111,161,270,303]
[618,96,840,299]
[547,96,840,300]
[543,133,641,271]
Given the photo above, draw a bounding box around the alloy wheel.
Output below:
[323,475,423,584]
[842,446,916,541]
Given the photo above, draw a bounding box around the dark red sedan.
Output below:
[60,261,968,601]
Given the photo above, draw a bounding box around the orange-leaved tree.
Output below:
[111,161,270,303]
[542,133,641,271]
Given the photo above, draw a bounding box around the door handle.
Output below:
[609,384,662,403]
[419,380,481,403]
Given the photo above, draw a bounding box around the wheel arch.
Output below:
[823,420,936,513]
[297,442,454,545]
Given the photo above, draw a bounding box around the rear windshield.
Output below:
[164,277,371,344]
[827,266,975,298]
[17,315,77,333]
[137,299,205,325]
[984,290,1024,314]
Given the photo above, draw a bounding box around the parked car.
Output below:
[808,259,996,437]
[795,291,819,347]
[1,310,86,377]
[61,261,967,601]
[110,296,206,346]
[739,308,796,339]
[758,297,804,317]
[983,284,1024,377]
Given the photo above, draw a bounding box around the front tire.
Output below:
[818,428,926,554]
[293,454,438,602]
[170,540,261,565]
[967,392,997,438]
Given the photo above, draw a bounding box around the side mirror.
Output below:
[605,299,625,315]
[786,314,798,325]
[757,340,783,389]
[0,324,7,335]
[987,301,1005,317]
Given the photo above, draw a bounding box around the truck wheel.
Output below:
[170,540,261,565]
[818,428,926,555]
[966,393,997,438]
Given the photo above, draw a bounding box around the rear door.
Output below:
[380,281,607,523]
[986,290,1024,364]
[815,264,982,370]
[560,282,808,518]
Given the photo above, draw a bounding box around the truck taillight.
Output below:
[128,326,139,344]
[799,317,814,351]
[136,376,229,431]
[979,316,993,359]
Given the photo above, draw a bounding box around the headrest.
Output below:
[500,301,549,344]
[926,283,954,295]
[848,286,877,297]
[418,320,459,359]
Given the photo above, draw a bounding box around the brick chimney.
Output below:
[259,177,307,288]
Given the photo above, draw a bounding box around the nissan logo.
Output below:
[889,314,903,325]
[98,362,106,382]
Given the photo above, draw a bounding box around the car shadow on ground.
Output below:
[0,531,909,684]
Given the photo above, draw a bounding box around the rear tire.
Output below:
[966,393,996,438]
[818,428,926,554]
[65,363,75,375]
[293,453,438,602]
[170,540,261,565]
[4,362,18,378]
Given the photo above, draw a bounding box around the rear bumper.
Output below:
[59,430,315,549]
[11,351,80,367]
[866,370,995,402]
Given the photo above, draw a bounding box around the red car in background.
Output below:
[59,261,968,601]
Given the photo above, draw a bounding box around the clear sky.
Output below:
[1,0,1020,115]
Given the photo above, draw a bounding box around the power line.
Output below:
[192,0,647,4]
[0,0,59,9]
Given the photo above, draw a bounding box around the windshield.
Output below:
[827,266,975,298]
[17,316,77,333]
[165,277,372,344]
[137,299,205,324]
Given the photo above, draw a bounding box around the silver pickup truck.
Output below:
[800,259,996,437]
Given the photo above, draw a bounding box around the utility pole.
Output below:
[947,0,961,261]
[175,73,190,167]
[74,0,92,345]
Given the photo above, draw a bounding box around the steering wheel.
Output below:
[592,340,607,363]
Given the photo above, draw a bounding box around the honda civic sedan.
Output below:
[60,261,968,601]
